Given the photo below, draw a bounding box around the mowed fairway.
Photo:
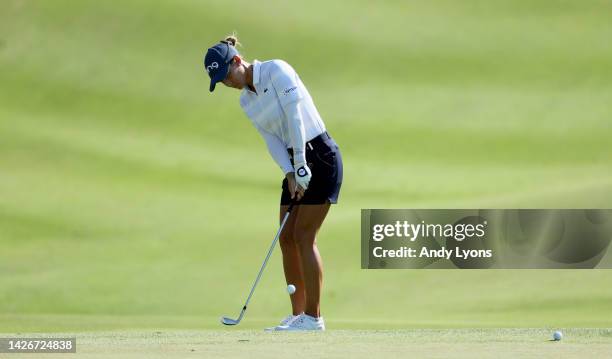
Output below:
[2,329,612,359]
[1,0,612,357]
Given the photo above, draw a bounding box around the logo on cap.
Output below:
[206,62,219,74]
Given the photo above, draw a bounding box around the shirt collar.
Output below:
[243,60,261,96]
[252,59,261,85]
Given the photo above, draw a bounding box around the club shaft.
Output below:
[241,202,294,311]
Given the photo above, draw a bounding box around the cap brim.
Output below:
[209,64,230,92]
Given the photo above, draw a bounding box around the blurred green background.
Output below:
[1,0,611,331]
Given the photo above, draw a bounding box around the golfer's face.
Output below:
[222,63,243,90]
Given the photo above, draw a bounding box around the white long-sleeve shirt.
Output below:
[239,59,326,174]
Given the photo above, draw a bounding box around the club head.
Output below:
[221,316,239,326]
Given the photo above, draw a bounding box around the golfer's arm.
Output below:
[269,61,306,167]
[284,100,307,167]
[255,125,294,175]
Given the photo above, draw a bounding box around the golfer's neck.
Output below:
[245,63,256,93]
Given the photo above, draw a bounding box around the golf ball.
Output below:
[553,331,563,341]
[287,284,296,295]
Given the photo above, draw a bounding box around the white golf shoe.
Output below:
[264,314,300,331]
[274,313,325,331]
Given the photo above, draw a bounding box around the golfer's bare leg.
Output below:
[294,203,330,318]
[279,205,306,315]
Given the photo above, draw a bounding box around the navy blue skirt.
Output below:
[281,132,343,205]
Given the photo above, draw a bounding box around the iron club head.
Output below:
[221,316,240,325]
[220,306,246,326]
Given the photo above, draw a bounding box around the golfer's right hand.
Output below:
[286,172,305,201]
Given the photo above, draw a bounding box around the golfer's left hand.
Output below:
[294,163,311,192]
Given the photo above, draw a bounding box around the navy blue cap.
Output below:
[204,41,239,92]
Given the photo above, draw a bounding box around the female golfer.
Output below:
[204,35,343,331]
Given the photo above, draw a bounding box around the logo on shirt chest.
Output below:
[283,86,297,95]
[264,88,268,93]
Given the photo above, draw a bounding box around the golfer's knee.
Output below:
[294,227,316,248]
[279,230,295,249]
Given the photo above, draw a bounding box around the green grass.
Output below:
[2,329,612,359]
[0,0,612,339]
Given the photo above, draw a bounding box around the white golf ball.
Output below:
[287,284,296,295]
[553,331,563,341]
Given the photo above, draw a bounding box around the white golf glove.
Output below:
[294,162,312,190]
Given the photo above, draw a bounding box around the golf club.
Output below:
[221,200,297,326]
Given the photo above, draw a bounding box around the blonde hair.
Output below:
[222,33,241,48]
